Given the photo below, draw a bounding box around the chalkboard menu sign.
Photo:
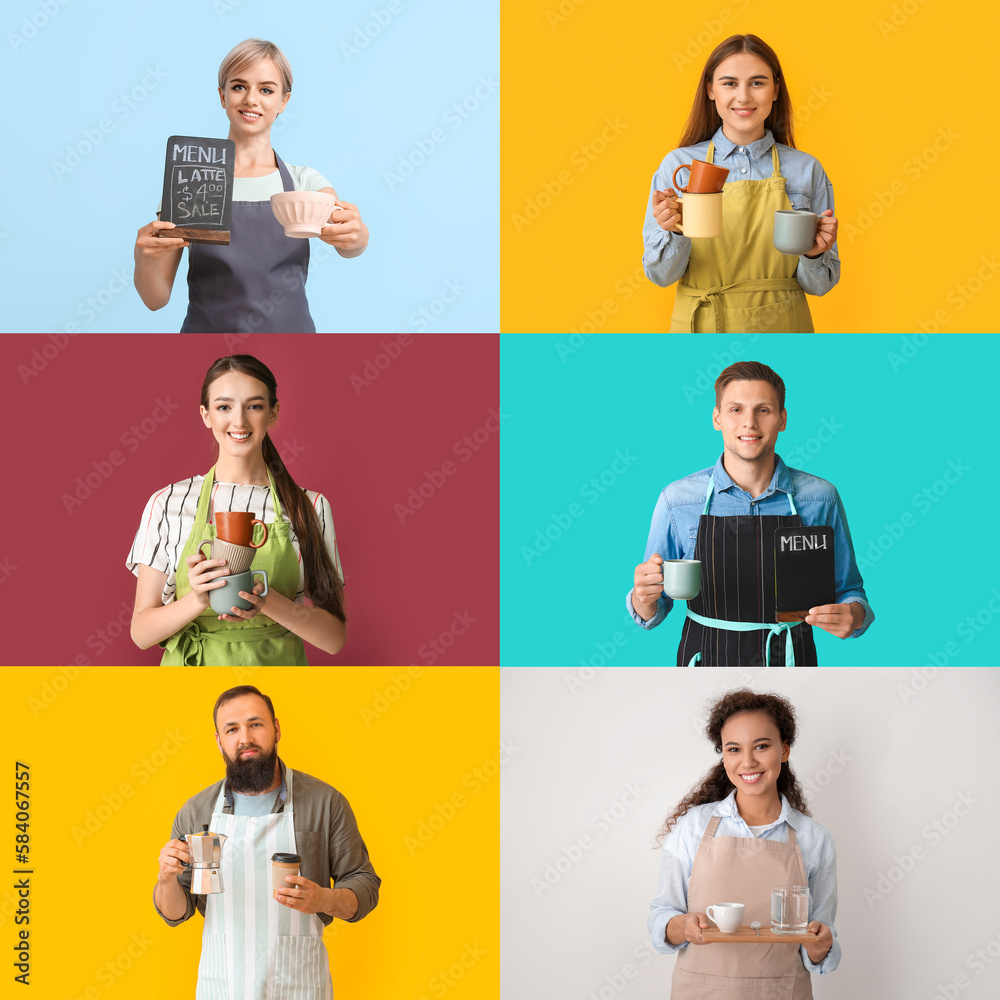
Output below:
[774,526,835,621]
[156,135,235,245]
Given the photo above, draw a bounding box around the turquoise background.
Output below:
[2,0,497,332]
[501,333,999,667]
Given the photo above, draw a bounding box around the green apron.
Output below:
[160,466,308,666]
[670,143,815,333]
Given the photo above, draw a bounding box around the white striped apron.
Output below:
[196,770,333,1000]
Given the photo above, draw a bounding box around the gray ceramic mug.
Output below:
[773,209,818,255]
[661,559,701,600]
[210,569,269,615]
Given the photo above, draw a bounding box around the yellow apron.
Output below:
[670,143,815,334]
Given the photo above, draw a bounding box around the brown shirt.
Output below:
[155,760,380,927]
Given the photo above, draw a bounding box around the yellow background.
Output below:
[8,666,498,999]
[501,0,999,332]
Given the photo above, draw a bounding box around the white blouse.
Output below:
[126,476,342,605]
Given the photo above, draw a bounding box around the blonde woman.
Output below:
[133,38,368,332]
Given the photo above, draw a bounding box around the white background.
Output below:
[501,667,1000,999]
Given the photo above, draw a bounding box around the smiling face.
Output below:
[707,51,779,144]
[720,710,789,808]
[713,379,786,466]
[218,57,290,136]
[200,371,279,460]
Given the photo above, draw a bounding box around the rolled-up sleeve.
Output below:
[329,795,381,922]
[642,155,693,288]
[627,491,685,630]
[793,164,840,296]
[648,831,694,954]
[829,490,874,638]
[801,827,841,973]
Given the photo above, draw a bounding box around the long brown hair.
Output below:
[678,35,796,149]
[655,689,809,845]
[200,355,346,624]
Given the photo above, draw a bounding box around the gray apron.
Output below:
[181,152,316,333]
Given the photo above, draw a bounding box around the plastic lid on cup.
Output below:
[271,853,301,863]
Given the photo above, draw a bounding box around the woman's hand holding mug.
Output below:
[185,551,231,608]
[653,189,683,233]
[805,209,837,258]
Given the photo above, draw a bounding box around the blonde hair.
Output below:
[218,39,293,95]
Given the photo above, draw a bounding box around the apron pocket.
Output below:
[271,935,331,998]
[195,934,228,1000]
[724,296,805,334]
[673,968,796,999]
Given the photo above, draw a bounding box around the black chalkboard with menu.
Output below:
[774,525,836,622]
[156,135,236,245]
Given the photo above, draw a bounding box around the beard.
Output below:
[223,741,280,795]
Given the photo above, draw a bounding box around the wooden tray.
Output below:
[703,925,817,944]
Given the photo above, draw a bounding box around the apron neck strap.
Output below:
[706,141,714,164]
[703,476,797,515]
[771,142,780,175]
[196,462,285,525]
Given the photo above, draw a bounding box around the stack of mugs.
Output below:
[672,159,730,238]
[200,512,269,614]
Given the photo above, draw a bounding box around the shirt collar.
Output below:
[223,757,287,810]
[711,126,775,162]
[714,788,790,830]
[711,453,794,501]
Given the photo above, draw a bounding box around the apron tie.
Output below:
[675,277,803,333]
[162,620,294,667]
[684,609,797,667]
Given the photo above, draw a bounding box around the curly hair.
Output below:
[655,689,810,846]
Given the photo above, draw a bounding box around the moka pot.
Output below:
[183,824,228,894]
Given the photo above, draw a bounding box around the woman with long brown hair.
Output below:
[642,34,840,332]
[649,689,839,998]
[127,354,346,664]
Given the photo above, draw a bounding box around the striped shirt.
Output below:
[126,476,342,605]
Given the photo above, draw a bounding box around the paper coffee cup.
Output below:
[271,852,301,899]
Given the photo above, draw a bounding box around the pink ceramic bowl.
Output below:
[270,191,341,238]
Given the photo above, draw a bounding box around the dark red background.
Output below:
[1,334,499,665]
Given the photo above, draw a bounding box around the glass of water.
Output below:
[771,885,809,934]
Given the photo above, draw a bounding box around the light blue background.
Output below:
[2,0,498,332]
[501,334,999,667]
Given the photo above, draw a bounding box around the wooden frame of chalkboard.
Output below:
[155,135,236,245]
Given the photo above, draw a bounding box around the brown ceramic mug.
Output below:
[214,511,268,547]
[672,159,730,193]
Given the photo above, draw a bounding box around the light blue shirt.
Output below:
[232,789,281,817]
[626,454,874,637]
[642,128,840,296]
[648,790,841,975]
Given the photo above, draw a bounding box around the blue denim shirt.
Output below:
[626,454,873,637]
[643,127,840,296]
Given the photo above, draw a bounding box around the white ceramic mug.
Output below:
[706,902,745,933]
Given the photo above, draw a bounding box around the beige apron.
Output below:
[672,815,813,999]
[670,143,815,334]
